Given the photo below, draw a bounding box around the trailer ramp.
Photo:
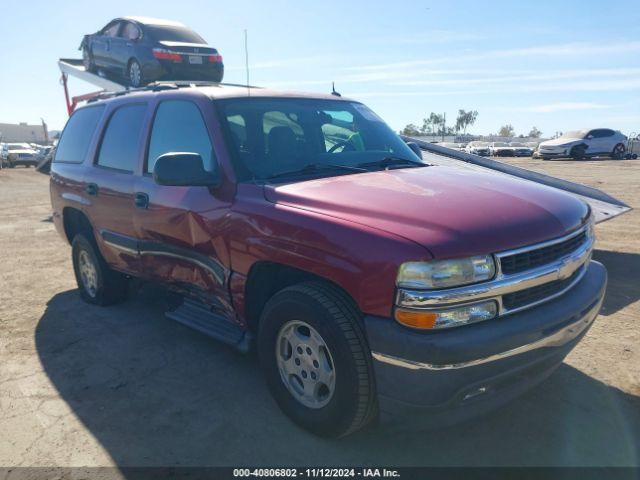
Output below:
[403,136,631,224]
[58,58,127,114]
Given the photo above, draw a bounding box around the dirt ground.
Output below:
[0,159,639,469]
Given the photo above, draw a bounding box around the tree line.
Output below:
[401,111,542,138]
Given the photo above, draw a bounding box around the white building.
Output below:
[0,122,48,143]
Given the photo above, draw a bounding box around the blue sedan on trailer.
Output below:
[80,16,224,87]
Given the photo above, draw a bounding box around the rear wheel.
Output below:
[611,143,626,160]
[258,281,377,437]
[72,233,128,306]
[127,59,143,87]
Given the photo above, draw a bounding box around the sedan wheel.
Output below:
[82,47,94,72]
[611,143,626,160]
[128,60,143,87]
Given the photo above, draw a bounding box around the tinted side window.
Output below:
[147,101,214,173]
[601,129,615,137]
[54,106,105,164]
[121,22,140,40]
[97,104,147,172]
[103,22,121,37]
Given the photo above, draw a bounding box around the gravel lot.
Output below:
[1,160,639,468]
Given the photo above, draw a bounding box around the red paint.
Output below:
[50,87,589,326]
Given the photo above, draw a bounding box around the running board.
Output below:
[166,299,252,353]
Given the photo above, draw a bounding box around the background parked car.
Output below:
[464,141,490,156]
[509,142,534,157]
[80,16,224,87]
[489,142,515,157]
[3,143,40,168]
[534,128,627,160]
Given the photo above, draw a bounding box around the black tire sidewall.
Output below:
[258,288,366,437]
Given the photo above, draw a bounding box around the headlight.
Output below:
[395,300,498,329]
[397,255,496,290]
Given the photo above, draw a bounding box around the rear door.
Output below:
[133,98,234,316]
[112,21,140,75]
[598,129,616,154]
[82,102,148,275]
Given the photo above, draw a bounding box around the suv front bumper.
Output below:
[364,260,606,425]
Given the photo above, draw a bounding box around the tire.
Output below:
[127,59,143,88]
[258,281,377,437]
[611,143,626,160]
[72,233,128,306]
[82,46,95,72]
[570,145,587,160]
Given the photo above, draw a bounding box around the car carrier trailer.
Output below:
[56,56,630,223]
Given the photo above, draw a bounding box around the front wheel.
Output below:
[72,233,128,305]
[611,143,626,160]
[82,46,95,72]
[127,59,143,87]
[570,145,587,160]
[258,282,377,437]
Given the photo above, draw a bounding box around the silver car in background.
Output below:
[534,128,627,160]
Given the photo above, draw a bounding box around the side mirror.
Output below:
[406,142,423,159]
[586,135,594,139]
[153,152,220,187]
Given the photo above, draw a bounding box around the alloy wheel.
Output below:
[275,320,336,409]
[78,250,98,298]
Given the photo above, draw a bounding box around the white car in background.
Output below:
[509,142,534,157]
[489,142,515,157]
[534,128,627,160]
[464,141,490,156]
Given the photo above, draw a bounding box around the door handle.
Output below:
[134,192,149,209]
[85,183,99,196]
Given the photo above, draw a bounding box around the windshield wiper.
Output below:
[356,156,425,170]
[266,163,367,181]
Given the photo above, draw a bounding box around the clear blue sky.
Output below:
[1,0,639,137]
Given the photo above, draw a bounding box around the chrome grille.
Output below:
[500,230,587,275]
[502,267,583,310]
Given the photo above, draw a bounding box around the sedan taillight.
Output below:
[153,48,182,62]
[208,53,223,63]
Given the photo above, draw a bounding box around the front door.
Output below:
[133,99,234,317]
[83,102,148,275]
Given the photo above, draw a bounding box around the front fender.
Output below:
[228,197,431,318]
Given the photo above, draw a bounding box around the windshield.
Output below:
[146,25,205,43]
[218,98,421,182]
[560,130,587,139]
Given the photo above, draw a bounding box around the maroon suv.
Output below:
[50,84,606,437]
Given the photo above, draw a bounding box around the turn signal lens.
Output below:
[394,310,438,329]
[395,300,498,330]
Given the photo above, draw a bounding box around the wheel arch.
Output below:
[242,261,361,334]
[62,207,95,245]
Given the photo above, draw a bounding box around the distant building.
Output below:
[0,122,48,143]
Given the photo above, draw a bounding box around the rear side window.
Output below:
[147,101,214,173]
[54,106,105,164]
[97,104,147,172]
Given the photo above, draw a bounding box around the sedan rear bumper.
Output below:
[364,260,606,425]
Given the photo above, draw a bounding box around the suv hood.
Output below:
[264,166,589,259]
